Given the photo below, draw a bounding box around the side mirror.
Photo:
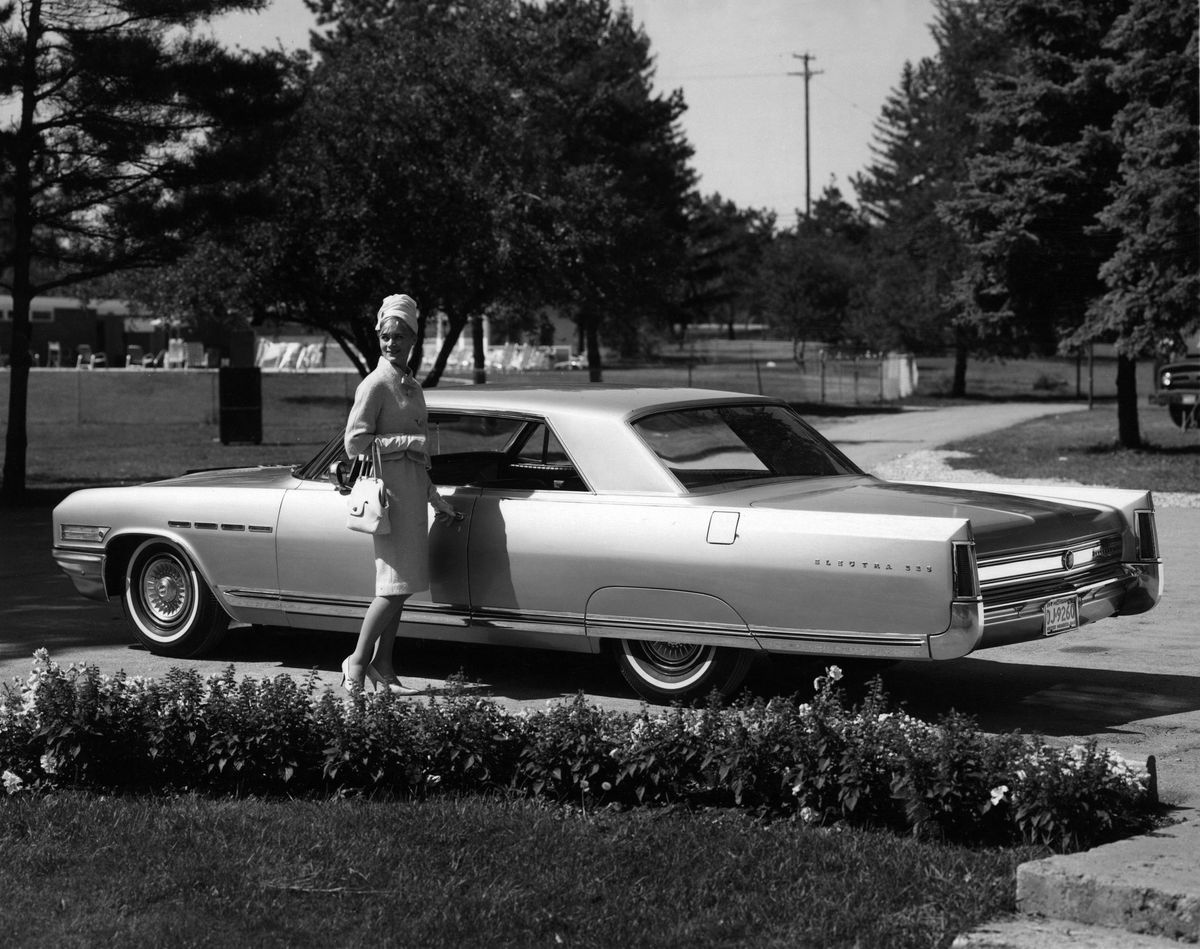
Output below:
[330,460,353,495]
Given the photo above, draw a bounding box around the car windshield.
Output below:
[631,404,860,489]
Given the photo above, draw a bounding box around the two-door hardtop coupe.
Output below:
[52,386,1163,702]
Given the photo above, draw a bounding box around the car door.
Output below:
[274,449,472,634]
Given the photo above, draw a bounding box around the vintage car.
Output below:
[51,386,1163,702]
[1149,350,1200,430]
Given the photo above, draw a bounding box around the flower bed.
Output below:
[1,651,1156,852]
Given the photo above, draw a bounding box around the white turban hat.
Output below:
[376,293,419,334]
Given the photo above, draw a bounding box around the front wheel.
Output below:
[614,639,754,703]
[1168,403,1199,430]
[122,539,228,658]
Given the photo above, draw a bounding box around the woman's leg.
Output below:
[344,594,408,684]
[370,594,409,679]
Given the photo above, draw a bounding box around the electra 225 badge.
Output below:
[813,558,934,574]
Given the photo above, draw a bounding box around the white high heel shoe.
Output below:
[340,657,365,693]
[366,664,422,696]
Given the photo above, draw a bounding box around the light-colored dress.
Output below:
[344,359,441,596]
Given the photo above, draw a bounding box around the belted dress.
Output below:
[344,358,441,596]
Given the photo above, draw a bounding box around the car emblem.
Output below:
[1061,550,1074,570]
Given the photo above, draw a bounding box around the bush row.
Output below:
[1,651,1156,852]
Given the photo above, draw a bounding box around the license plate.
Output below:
[1182,394,1198,405]
[1043,595,1079,635]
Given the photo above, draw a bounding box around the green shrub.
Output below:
[0,650,1157,852]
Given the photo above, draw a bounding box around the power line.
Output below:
[788,52,823,219]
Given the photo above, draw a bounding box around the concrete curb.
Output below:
[952,917,1190,948]
[1015,811,1200,943]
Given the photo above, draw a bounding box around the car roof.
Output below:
[423,385,780,495]
[424,384,771,418]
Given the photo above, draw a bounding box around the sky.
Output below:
[213,0,941,227]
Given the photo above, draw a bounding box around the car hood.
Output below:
[745,476,1122,554]
[147,466,300,489]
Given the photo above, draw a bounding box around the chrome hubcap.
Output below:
[142,558,189,625]
[640,641,708,673]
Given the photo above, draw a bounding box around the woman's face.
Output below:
[378,319,416,369]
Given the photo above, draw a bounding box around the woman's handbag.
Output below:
[345,440,391,535]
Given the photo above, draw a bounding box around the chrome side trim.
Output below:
[473,607,587,637]
[221,588,471,626]
[586,612,754,649]
[751,625,926,650]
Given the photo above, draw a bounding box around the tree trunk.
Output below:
[951,336,969,398]
[1116,353,1141,448]
[422,313,467,388]
[584,309,603,383]
[472,314,487,385]
[1,0,43,506]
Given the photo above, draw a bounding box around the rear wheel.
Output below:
[615,639,754,703]
[122,539,228,658]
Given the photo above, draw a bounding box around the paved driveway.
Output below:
[4,400,1197,807]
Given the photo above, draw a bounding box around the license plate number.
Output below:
[1043,595,1079,635]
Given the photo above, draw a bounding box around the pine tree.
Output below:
[0,0,297,502]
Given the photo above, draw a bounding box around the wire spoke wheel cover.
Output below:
[616,638,753,703]
[122,539,228,657]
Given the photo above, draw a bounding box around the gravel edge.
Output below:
[873,449,1200,509]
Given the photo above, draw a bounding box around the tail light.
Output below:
[1135,510,1159,560]
[952,541,980,598]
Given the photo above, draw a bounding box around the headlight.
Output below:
[60,525,110,543]
[1160,370,1173,387]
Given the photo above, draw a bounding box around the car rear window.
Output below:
[631,404,858,489]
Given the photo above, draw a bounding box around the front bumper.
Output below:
[1149,391,1199,406]
[51,548,108,601]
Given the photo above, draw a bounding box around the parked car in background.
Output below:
[1150,345,1200,430]
[51,386,1163,703]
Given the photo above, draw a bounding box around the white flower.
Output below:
[828,665,843,682]
[2,770,23,794]
[39,753,58,775]
[799,806,818,824]
[989,785,1008,806]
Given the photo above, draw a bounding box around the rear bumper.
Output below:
[978,560,1161,648]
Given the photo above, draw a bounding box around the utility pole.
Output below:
[788,52,822,220]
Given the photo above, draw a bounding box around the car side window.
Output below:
[502,422,587,491]
[428,413,525,455]
[515,423,571,465]
[426,413,525,488]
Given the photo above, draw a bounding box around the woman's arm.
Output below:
[426,472,459,520]
[344,378,380,458]
[375,433,427,457]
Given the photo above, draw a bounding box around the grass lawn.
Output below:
[0,792,1037,949]
[940,404,1200,493]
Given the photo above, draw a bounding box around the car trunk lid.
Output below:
[744,476,1121,555]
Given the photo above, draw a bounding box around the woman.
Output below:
[342,293,461,694]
